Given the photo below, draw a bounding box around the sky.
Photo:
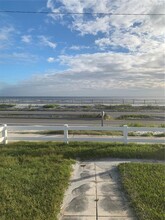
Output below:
[0,0,165,97]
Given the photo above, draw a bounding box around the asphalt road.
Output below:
[1,118,164,126]
[0,110,164,126]
[0,110,165,116]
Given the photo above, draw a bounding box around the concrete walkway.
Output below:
[58,159,141,219]
[59,159,163,220]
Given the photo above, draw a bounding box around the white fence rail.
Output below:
[0,124,164,144]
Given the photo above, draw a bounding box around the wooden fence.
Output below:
[0,124,164,144]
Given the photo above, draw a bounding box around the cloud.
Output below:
[47,0,160,34]
[0,26,15,49]
[0,51,164,96]
[38,35,57,49]
[46,0,165,54]
[0,81,9,90]
[21,35,32,43]
[95,38,111,48]
[69,45,90,50]
[47,0,62,20]
[149,3,165,32]
[0,52,38,63]
[47,57,56,62]
[46,0,113,35]
[0,1,164,96]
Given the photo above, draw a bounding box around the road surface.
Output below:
[0,110,164,126]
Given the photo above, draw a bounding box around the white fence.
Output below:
[0,124,164,144]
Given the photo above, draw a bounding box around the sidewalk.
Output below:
[58,159,144,220]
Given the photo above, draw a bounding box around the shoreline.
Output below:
[0,96,165,106]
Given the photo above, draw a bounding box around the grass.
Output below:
[79,113,101,118]
[79,113,113,119]
[17,129,165,137]
[0,145,73,220]
[43,104,59,109]
[0,104,15,110]
[124,122,165,128]
[119,163,165,220]
[128,132,165,137]
[32,130,122,136]
[117,114,154,120]
[101,104,165,112]
[1,103,165,112]
[0,142,164,220]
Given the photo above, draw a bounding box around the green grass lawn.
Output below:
[0,151,73,220]
[0,142,165,220]
[119,163,165,220]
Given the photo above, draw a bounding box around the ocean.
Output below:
[0,96,165,105]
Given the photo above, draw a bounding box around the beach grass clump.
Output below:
[125,122,165,128]
[101,105,165,112]
[79,113,100,118]
[104,113,113,120]
[81,105,92,110]
[119,163,165,220]
[126,122,150,127]
[43,104,59,109]
[128,131,165,137]
[117,114,152,120]
[79,113,113,119]
[0,104,15,109]
[154,132,165,137]
[69,130,120,136]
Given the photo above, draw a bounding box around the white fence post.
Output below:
[123,125,128,144]
[2,124,8,144]
[64,124,69,144]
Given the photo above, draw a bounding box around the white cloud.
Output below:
[21,35,32,43]
[69,45,90,50]
[47,0,165,54]
[71,15,111,35]
[47,0,62,18]
[95,38,111,49]
[0,26,15,49]
[69,45,81,50]
[0,51,164,96]
[47,0,162,34]
[47,0,113,34]
[0,52,38,63]
[38,35,57,49]
[95,32,151,52]
[0,1,164,96]
[149,4,165,34]
[27,28,35,33]
[0,26,15,41]
[47,57,56,62]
